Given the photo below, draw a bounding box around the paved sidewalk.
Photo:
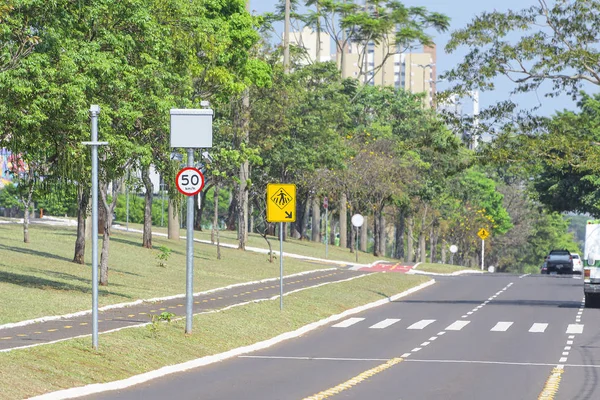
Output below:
[0,268,370,352]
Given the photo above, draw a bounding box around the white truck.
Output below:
[584,220,600,307]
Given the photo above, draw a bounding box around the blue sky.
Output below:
[249,0,587,117]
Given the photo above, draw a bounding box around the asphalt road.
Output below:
[83,272,599,400]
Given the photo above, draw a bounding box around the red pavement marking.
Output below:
[358,263,415,273]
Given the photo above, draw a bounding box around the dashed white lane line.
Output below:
[407,319,436,330]
[332,318,365,328]
[446,320,470,331]
[490,322,513,332]
[369,319,400,329]
[566,324,584,334]
[529,323,548,333]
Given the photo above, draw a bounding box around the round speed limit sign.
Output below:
[175,167,205,196]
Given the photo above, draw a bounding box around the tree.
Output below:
[0,1,40,73]
[444,0,600,133]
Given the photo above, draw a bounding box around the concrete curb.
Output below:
[28,279,435,400]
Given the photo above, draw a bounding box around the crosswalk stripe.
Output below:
[446,320,470,331]
[407,319,436,330]
[566,324,584,334]
[529,323,548,333]
[491,322,513,332]
[332,318,365,328]
[369,319,401,329]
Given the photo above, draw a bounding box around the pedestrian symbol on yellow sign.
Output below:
[477,228,490,240]
[267,183,296,222]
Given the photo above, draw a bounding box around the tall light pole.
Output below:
[83,105,108,350]
[414,63,435,107]
[283,0,291,73]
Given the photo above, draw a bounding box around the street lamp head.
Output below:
[200,100,210,109]
[89,104,100,115]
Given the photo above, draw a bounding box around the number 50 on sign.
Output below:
[176,167,205,196]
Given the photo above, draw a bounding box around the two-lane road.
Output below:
[84,273,600,400]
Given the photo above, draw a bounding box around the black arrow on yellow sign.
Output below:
[285,211,293,219]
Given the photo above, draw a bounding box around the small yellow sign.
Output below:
[267,183,296,223]
[477,228,490,240]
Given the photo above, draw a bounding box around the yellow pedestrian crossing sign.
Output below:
[267,183,296,222]
[477,228,490,240]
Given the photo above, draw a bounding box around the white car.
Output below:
[572,253,583,274]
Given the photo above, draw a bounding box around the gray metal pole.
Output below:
[90,105,100,350]
[481,239,485,270]
[161,183,164,227]
[186,149,195,334]
[355,227,359,263]
[126,170,129,231]
[325,207,328,258]
[280,222,284,310]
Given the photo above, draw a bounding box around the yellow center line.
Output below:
[47,329,57,332]
[139,312,147,315]
[177,304,183,307]
[159,308,166,311]
[64,326,72,329]
[79,322,88,326]
[0,337,12,340]
[16,334,27,337]
[303,357,404,400]
[128,315,135,317]
[538,366,564,399]
[194,301,200,304]
[34,331,42,334]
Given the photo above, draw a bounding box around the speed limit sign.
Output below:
[175,167,205,196]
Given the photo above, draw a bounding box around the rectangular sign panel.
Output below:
[267,183,296,223]
[170,109,213,148]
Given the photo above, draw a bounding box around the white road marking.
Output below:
[566,324,584,334]
[529,323,548,333]
[411,347,422,352]
[407,319,436,330]
[446,321,470,331]
[567,340,573,345]
[421,341,430,346]
[369,319,400,329]
[400,353,411,358]
[332,318,365,328]
[559,357,568,363]
[491,322,513,332]
[565,346,571,351]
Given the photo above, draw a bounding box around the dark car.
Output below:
[543,250,574,275]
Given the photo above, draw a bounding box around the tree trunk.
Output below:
[419,205,428,263]
[373,211,381,257]
[430,225,439,263]
[330,219,337,245]
[339,193,347,248]
[168,198,179,240]
[441,239,447,264]
[311,196,320,242]
[249,203,254,234]
[73,186,90,264]
[237,88,250,250]
[226,191,237,231]
[379,213,386,257]
[394,209,406,260]
[350,224,355,254]
[141,166,153,249]
[21,184,34,243]
[99,180,121,286]
[213,183,221,259]
[300,194,311,240]
[194,190,206,231]
[406,216,414,263]
[360,215,367,251]
[212,182,219,244]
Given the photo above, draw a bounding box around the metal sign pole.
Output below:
[185,149,195,334]
[90,108,99,350]
[325,207,328,258]
[356,226,359,263]
[280,221,284,310]
[481,239,485,270]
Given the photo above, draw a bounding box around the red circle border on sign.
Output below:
[175,167,205,196]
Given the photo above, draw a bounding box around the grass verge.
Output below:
[416,263,483,274]
[1,272,430,400]
[0,222,378,324]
